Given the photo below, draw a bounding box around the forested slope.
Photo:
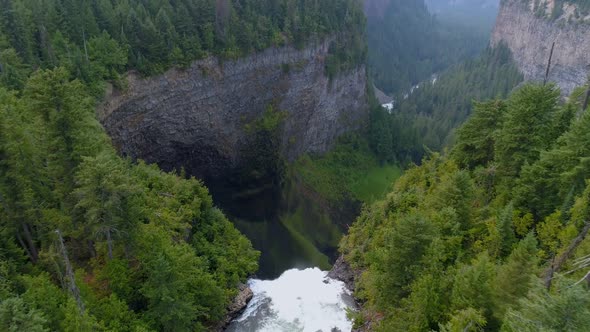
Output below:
[0,0,366,331]
[342,83,590,331]
[368,44,523,164]
[0,0,366,91]
[366,0,490,95]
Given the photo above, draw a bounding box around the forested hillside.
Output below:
[368,44,523,164]
[341,83,590,331]
[367,0,490,95]
[0,0,366,89]
[0,0,367,331]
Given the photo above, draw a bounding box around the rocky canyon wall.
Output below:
[491,0,590,95]
[99,39,368,181]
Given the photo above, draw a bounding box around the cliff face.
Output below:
[99,39,367,181]
[491,0,590,95]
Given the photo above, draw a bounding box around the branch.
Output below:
[544,221,590,290]
[568,270,590,289]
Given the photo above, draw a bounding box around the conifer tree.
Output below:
[495,84,559,182]
[452,100,506,169]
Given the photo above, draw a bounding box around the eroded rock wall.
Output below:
[99,39,368,181]
[491,0,590,95]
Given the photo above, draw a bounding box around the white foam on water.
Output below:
[228,267,354,332]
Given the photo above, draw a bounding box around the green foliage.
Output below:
[494,84,560,182]
[440,308,487,332]
[137,224,224,331]
[492,234,539,321]
[450,253,497,326]
[0,297,48,332]
[514,98,590,218]
[20,273,68,331]
[341,83,590,331]
[501,282,590,331]
[453,100,507,169]
[495,204,517,257]
[73,151,140,259]
[370,213,436,304]
[294,135,402,204]
[370,44,523,163]
[0,0,365,81]
[0,48,30,90]
[0,67,258,331]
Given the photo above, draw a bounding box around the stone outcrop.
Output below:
[99,39,368,181]
[491,0,590,95]
[327,255,357,292]
[214,283,253,331]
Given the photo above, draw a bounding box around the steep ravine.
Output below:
[492,0,590,95]
[99,39,368,279]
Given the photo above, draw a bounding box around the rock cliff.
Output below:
[491,0,590,95]
[99,39,368,182]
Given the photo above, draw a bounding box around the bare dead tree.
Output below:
[544,221,590,290]
[544,42,556,85]
[55,229,85,313]
[82,29,89,62]
[215,0,231,41]
[582,74,590,113]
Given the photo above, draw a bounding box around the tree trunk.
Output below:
[544,42,555,85]
[106,229,113,260]
[55,229,85,313]
[88,240,97,258]
[544,221,590,289]
[215,0,230,40]
[15,232,35,262]
[82,29,89,62]
[582,84,590,114]
[21,223,39,262]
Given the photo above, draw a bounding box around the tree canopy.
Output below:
[342,82,590,331]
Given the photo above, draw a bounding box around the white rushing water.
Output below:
[226,268,355,332]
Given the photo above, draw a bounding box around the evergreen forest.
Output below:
[368,44,524,164]
[0,0,365,330]
[342,83,590,331]
[1,0,589,331]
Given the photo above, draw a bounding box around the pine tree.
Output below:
[493,234,538,321]
[0,297,48,332]
[515,105,590,218]
[452,100,506,169]
[502,282,590,331]
[450,254,496,325]
[440,308,486,332]
[368,213,436,307]
[0,48,30,90]
[496,204,517,257]
[24,68,101,203]
[495,84,560,183]
[73,151,139,260]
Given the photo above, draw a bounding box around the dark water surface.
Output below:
[209,177,345,279]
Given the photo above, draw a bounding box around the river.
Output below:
[226,268,355,332]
